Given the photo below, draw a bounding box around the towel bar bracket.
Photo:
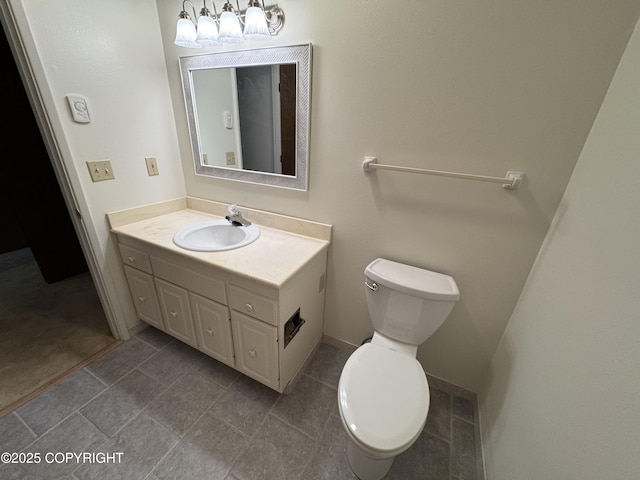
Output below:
[362,156,524,190]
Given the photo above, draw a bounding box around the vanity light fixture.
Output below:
[174,0,284,49]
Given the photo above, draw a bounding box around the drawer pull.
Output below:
[207,328,214,336]
[138,296,146,303]
[248,349,257,358]
[127,256,136,263]
[170,311,178,318]
[244,303,254,312]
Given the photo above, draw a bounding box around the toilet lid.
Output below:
[338,343,430,453]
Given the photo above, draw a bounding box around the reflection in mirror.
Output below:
[180,44,311,190]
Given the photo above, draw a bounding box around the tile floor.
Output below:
[0,326,484,480]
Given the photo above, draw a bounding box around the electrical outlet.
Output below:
[145,157,159,176]
[202,153,209,165]
[225,152,236,165]
[86,160,115,182]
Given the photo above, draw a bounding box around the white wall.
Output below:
[156,0,640,389]
[480,17,640,480]
[5,0,186,332]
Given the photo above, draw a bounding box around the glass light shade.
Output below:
[218,11,243,43]
[243,6,271,41]
[196,15,220,46]
[175,18,202,48]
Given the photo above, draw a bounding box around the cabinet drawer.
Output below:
[229,285,277,326]
[119,244,152,274]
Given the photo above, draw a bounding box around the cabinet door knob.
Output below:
[245,303,254,312]
[138,296,146,303]
[170,311,178,318]
[207,328,214,336]
[128,256,135,263]
[248,349,257,358]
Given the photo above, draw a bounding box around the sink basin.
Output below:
[173,219,260,252]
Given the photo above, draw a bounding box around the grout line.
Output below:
[14,410,37,439]
[139,413,181,478]
[83,366,109,388]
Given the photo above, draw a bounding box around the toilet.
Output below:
[337,258,459,480]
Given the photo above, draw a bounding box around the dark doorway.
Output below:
[0,28,88,283]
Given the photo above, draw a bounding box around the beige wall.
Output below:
[156,0,640,389]
[4,0,186,332]
[480,16,640,479]
[6,0,640,390]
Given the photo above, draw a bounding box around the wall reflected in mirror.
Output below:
[180,44,311,190]
[192,63,296,175]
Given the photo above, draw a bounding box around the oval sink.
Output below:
[173,219,260,252]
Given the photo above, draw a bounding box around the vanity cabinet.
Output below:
[120,244,164,331]
[231,312,279,390]
[155,278,197,348]
[191,293,235,367]
[114,232,328,394]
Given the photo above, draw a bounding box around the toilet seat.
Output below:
[338,343,430,455]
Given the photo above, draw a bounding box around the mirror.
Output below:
[179,44,312,190]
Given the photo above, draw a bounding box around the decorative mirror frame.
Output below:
[179,43,312,190]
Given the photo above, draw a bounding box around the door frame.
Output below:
[0,1,127,340]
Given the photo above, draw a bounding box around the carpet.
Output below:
[0,248,119,416]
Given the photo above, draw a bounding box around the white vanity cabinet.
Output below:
[190,293,235,367]
[154,278,197,348]
[119,245,164,331]
[231,312,279,390]
[114,229,328,394]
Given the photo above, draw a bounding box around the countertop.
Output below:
[107,198,331,288]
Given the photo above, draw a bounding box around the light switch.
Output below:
[86,160,114,182]
[223,111,233,129]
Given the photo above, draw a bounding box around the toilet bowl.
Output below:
[338,258,459,480]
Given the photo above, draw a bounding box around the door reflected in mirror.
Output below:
[180,44,311,190]
[192,64,296,175]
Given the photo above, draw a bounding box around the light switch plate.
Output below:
[86,160,114,182]
[145,157,159,176]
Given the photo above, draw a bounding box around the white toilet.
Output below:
[337,258,459,480]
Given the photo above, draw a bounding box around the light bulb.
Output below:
[175,17,202,48]
[218,11,243,43]
[196,15,220,46]
[243,6,271,41]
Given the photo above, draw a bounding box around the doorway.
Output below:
[0,26,117,416]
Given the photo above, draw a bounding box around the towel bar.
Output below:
[362,156,524,190]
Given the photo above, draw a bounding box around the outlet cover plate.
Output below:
[145,157,159,176]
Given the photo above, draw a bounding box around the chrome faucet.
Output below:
[225,204,252,226]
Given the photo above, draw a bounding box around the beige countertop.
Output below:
[107,198,331,287]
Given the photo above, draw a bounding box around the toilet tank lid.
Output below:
[365,258,460,301]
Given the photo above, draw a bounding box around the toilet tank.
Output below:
[364,258,460,345]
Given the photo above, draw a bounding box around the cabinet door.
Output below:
[123,265,164,330]
[231,312,279,390]
[155,278,197,347]
[190,292,234,368]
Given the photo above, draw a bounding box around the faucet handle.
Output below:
[228,204,239,215]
